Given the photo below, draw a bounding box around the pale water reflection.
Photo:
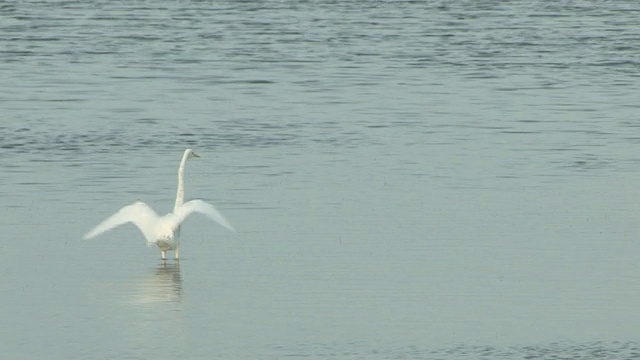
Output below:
[124,262,183,307]
[95,261,191,360]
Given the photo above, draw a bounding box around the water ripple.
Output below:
[268,341,640,360]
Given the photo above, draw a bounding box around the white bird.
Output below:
[83,148,236,260]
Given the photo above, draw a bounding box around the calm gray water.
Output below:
[2,1,640,358]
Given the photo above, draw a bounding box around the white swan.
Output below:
[83,149,236,260]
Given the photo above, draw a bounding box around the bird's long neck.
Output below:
[174,152,189,212]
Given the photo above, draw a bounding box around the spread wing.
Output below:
[173,199,236,233]
[83,201,161,242]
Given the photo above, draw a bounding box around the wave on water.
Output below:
[268,341,640,360]
[0,123,312,158]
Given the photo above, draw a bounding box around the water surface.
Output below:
[1,1,640,358]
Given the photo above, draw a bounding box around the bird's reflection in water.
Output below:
[126,261,183,307]
[122,261,188,353]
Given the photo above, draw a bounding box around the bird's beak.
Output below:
[193,152,200,158]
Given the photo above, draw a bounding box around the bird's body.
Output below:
[84,149,235,260]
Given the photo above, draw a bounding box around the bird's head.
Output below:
[185,148,200,159]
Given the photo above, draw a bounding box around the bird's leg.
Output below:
[175,246,180,260]
[161,250,167,260]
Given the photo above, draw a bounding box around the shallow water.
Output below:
[2,1,640,358]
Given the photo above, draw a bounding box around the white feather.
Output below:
[83,201,160,244]
[175,199,237,233]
